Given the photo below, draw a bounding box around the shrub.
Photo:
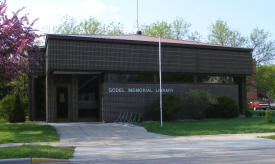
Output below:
[0,94,25,122]
[265,110,273,123]
[21,97,29,116]
[214,96,239,118]
[184,90,217,120]
[147,94,184,121]
[254,110,265,117]
[244,109,253,118]
[0,94,16,120]
[11,94,25,122]
[131,112,143,122]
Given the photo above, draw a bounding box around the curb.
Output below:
[32,158,69,163]
[0,158,69,164]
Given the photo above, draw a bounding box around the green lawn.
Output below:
[137,117,275,136]
[0,120,59,143]
[260,135,275,140]
[0,145,74,159]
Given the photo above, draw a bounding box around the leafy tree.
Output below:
[7,73,28,97]
[0,0,39,81]
[208,20,275,65]
[248,28,275,65]
[172,18,191,40]
[142,18,202,41]
[143,21,173,39]
[104,22,124,35]
[256,65,275,99]
[51,16,123,35]
[208,19,246,47]
[188,31,202,42]
[54,16,79,34]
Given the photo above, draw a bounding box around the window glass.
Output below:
[78,76,99,101]
[162,73,194,83]
[105,73,194,83]
[106,73,156,83]
[198,75,231,84]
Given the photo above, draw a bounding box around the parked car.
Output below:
[270,99,275,110]
[249,100,270,111]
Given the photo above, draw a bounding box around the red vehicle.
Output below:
[249,100,270,111]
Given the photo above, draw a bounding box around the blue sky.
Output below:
[6,0,275,41]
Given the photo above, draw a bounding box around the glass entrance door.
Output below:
[56,87,68,119]
[78,75,100,121]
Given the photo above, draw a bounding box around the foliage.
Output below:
[142,18,202,41]
[244,109,253,118]
[256,65,275,99]
[143,21,173,39]
[0,94,15,120]
[0,0,39,80]
[0,73,28,103]
[7,73,28,97]
[137,115,275,136]
[131,112,143,122]
[265,110,273,123]
[0,81,12,99]
[0,119,59,143]
[0,145,74,159]
[208,19,247,47]
[21,97,29,116]
[249,28,275,65]
[214,96,239,118]
[184,90,217,120]
[261,135,275,140]
[254,110,265,117]
[208,19,275,65]
[0,94,26,122]
[10,94,25,122]
[51,16,123,35]
[147,94,184,121]
[172,18,191,40]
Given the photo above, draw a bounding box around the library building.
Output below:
[29,33,252,122]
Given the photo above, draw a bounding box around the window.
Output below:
[162,73,194,83]
[198,75,231,84]
[105,73,194,83]
[105,73,156,83]
[78,76,99,101]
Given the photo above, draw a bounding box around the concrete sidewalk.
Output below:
[2,123,275,164]
[52,123,275,164]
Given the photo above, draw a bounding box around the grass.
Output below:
[137,116,275,136]
[0,120,59,143]
[0,145,74,159]
[260,135,275,140]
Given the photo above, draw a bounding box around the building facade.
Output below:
[29,34,253,122]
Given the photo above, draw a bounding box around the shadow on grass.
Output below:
[0,145,74,159]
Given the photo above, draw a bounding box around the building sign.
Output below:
[108,88,174,93]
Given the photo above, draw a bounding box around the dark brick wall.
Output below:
[46,38,252,75]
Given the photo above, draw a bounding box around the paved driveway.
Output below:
[48,122,275,164]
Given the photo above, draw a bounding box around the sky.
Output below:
[5,0,275,41]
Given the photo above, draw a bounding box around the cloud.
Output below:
[6,0,120,33]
